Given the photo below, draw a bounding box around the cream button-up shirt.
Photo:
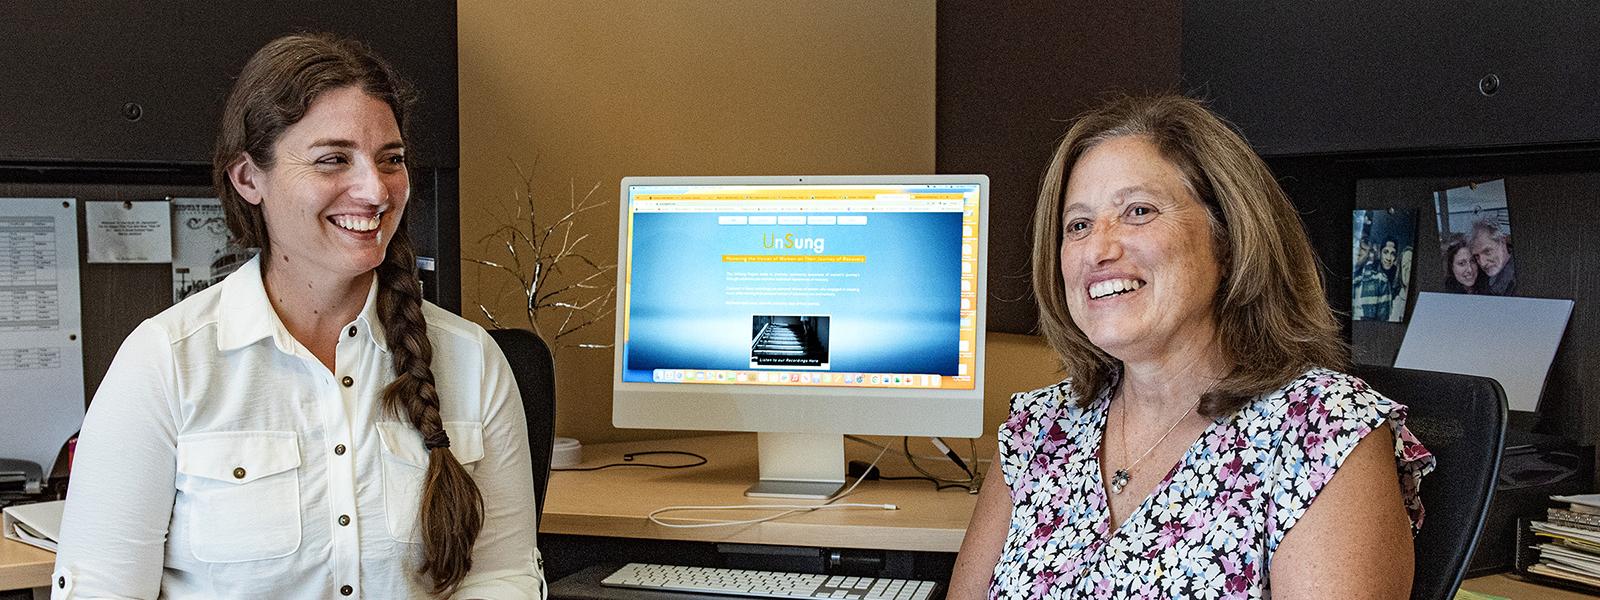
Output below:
[52,256,545,599]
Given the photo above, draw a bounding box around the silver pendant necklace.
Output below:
[1109,394,1201,495]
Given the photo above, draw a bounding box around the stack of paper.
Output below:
[1528,494,1600,590]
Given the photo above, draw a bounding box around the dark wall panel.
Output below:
[0,2,459,169]
[1348,173,1597,447]
[1184,3,1600,156]
[1282,150,1600,450]
[937,1,1182,334]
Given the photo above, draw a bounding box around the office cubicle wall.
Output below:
[0,172,453,410]
[1182,3,1600,156]
[936,3,1599,470]
[1183,2,1600,452]
[0,4,459,417]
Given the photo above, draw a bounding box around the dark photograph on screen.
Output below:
[1352,209,1417,323]
[1434,179,1515,296]
[750,315,830,369]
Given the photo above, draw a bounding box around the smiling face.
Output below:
[230,86,409,282]
[1058,135,1225,364]
[1451,245,1478,287]
[1379,241,1397,270]
[1472,230,1508,277]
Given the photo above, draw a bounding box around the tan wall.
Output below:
[459,2,1055,445]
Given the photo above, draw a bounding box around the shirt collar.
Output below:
[353,277,388,353]
[216,255,388,354]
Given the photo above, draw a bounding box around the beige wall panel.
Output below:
[460,2,992,444]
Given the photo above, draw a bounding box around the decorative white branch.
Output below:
[467,161,616,352]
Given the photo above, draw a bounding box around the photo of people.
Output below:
[1433,179,1515,295]
[1352,209,1417,322]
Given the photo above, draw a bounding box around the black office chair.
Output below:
[488,328,557,519]
[1349,364,1507,600]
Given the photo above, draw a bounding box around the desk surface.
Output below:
[1,536,54,591]
[540,434,978,552]
[1458,573,1596,599]
[6,434,1590,596]
[542,434,1595,599]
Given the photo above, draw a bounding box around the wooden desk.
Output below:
[540,434,978,552]
[1460,573,1596,599]
[0,536,53,592]
[543,435,1595,598]
[13,435,1582,596]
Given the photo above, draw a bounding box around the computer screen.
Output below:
[612,175,987,497]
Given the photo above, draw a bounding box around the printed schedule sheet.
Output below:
[0,198,85,478]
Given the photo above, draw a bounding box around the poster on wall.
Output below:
[1352,209,1417,322]
[1433,179,1515,296]
[171,198,250,303]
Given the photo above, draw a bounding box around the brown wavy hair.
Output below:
[212,33,482,594]
[1030,95,1346,418]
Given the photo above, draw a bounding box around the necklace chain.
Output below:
[1110,394,1201,494]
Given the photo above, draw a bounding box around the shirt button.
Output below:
[338,514,351,526]
[340,584,353,596]
[232,467,246,479]
[347,325,358,337]
[341,376,354,387]
[334,444,346,456]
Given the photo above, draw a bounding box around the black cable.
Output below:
[551,450,708,472]
[901,436,979,493]
[855,457,977,493]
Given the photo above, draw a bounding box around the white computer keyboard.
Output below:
[599,563,940,600]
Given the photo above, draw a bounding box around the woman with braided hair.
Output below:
[53,34,545,599]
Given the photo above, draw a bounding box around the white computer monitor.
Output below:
[612,175,988,498]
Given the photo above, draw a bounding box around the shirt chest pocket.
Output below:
[175,431,302,563]
[375,421,485,543]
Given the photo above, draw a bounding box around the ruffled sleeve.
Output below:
[1262,371,1437,556]
[996,380,1073,500]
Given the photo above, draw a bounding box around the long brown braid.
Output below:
[378,223,484,595]
[213,33,483,594]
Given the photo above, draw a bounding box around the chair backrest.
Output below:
[488,328,556,519]
[1349,364,1507,600]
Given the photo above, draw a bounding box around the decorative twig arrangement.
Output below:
[467,161,616,350]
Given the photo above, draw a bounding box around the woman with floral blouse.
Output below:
[948,96,1434,599]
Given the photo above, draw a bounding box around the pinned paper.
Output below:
[87,200,171,263]
[171,198,248,303]
[0,198,85,478]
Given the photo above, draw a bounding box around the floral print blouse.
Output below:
[989,368,1435,599]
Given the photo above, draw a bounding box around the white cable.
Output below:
[647,444,894,529]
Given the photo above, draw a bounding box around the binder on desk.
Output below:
[2,499,64,552]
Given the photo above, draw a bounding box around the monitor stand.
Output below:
[745,432,845,499]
